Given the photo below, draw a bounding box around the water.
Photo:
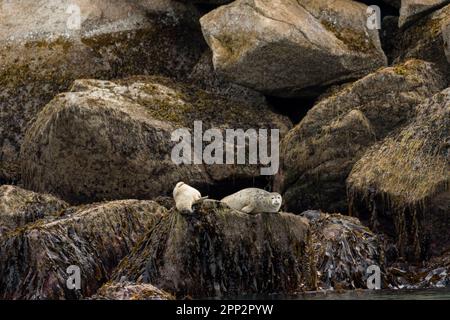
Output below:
[226,288,450,300]
[281,288,450,300]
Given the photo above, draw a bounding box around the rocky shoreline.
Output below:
[0,0,449,299]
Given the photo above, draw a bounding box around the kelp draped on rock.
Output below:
[111,200,315,298]
[0,200,166,299]
[110,201,383,297]
[348,88,450,260]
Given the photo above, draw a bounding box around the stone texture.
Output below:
[0,185,68,237]
[348,88,450,260]
[110,200,383,297]
[391,4,450,81]
[277,59,446,214]
[0,200,166,299]
[399,0,450,27]
[111,200,315,298]
[0,0,205,182]
[20,76,291,204]
[199,0,387,97]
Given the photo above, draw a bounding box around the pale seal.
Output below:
[221,188,282,214]
[173,182,206,213]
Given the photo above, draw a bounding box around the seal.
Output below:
[173,182,206,213]
[221,188,282,214]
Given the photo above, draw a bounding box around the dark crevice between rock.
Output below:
[358,0,399,18]
[195,176,273,201]
[194,4,224,15]
[266,96,317,125]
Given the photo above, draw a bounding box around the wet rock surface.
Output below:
[0,200,166,299]
[278,59,446,214]
[399,0,450,27]
[0,185,68,236]
[0,0,449,300]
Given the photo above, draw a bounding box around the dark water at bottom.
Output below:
[224,287,450,300]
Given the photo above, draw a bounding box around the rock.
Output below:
[277,60,446,214]
[0,200,166,299]
[111,200,316,298]
[391,4,450,80]
[199,0,387,97]
[20,76,291,204]
[0,185,68,237]
[310,213,383,290]
[386,251,450,289]
[110,200,384,297]
[399,0,450,27]
[188,50,267,107]
[0,0,205,182]
[91,281,174,300]
[347,88,450,260]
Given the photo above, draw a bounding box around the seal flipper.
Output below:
[241,204,255,214]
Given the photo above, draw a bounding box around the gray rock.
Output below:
[399,0,450,27]
[200,0,387,97]
[0,0,205,182]
[111,200,315,297]
[391,4,450,81]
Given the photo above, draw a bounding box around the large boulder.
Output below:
[0,200,166,299]
[110,200,383,297]
[199,0,387,97]
[111,200,315,298]
[347,88,450,261]
[277,60,447,213]
[0,0,205,182]
[20,76,291,204]
[91,281,174,300]
[0,185,68,236]
[391,4,450,80]
[399,0,450,27]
